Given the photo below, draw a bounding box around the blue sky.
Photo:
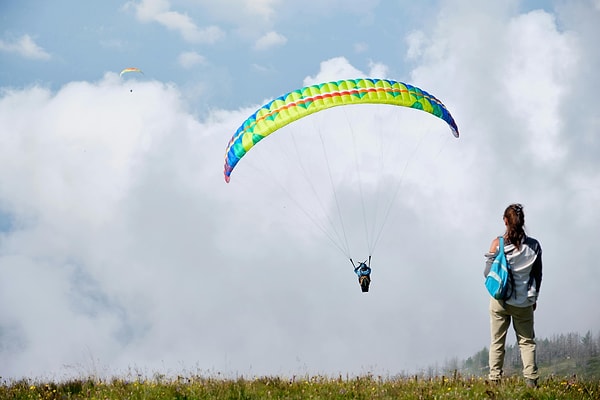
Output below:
[1,0,600,380]
[1,0,554,109]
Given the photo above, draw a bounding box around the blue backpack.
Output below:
[485,236,514,300]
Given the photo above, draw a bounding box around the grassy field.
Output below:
[1,373,597,400]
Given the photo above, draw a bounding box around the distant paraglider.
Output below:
[119,67,143,93]
[352,256,372,293]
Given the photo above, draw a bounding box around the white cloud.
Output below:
[303,57,363,85]
[178,51,206,68]
[191,0,281,25]
[405,30,427,61]
[243,0,280,21]
[0,77,221,378]
[367,61,389,78]
[502,10,577,164]
[253,31,287,51]
[353,41,368,53]
[99,38,126,50]
[251,63,274,73]
[407,0,600,336]
[127,0,224,44]
[302,57,389,83]
[0,34,51,60]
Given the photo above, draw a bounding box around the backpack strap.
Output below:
[499,235,517,300]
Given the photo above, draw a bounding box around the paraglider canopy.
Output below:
[119,67,143,77]
[223,78,459,183]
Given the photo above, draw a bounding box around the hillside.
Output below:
[454,331,600,379]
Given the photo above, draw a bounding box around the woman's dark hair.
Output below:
[504,203,525,248]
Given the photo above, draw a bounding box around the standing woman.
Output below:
[484,203,543,388]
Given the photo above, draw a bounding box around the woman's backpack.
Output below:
[485,236,514,300]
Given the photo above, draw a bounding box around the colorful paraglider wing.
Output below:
[223,78,459,182]
[119,67,143,77]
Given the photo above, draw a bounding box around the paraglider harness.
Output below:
[351,256,372,293]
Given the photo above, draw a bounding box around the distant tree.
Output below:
[460,347,488,376]
[581,330,597,357]
[443,357,460,375]
[448,331,600,379]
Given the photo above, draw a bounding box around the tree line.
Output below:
[418,331,600,379]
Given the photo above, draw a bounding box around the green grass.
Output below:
[1,373,598,400]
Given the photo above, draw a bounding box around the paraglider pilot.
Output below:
[351,257,372,292]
